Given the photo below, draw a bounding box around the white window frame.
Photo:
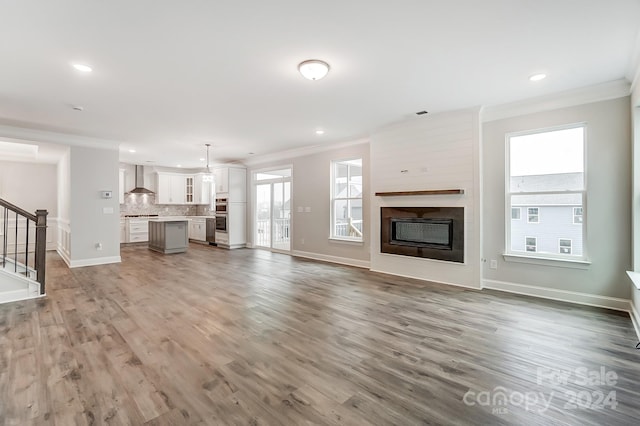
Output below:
[559,238,572,255]
[526,207,539,223]
[511,207,521,220]
[504,123,589,266]
[330,158,363,242]
[525,236,537,252]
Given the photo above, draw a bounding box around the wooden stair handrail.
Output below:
[0,198,48,295]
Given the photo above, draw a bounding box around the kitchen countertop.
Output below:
[148,217,190,222]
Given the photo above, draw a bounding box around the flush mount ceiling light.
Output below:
[129,149,136,153]
[529,73,547,82]
[72,63,92,73]
[298,59,330,80]
[315,129,325,135]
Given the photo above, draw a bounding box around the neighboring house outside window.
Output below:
[511,208,521,220]
[331,158,363,241]
[507,124,585,259]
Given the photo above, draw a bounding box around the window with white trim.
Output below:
[511,208,521,220]
[331,158,363,241]
[559,239,572,255]
[525,237,537,252]
[507,124,586,259]
[573,207,583,224]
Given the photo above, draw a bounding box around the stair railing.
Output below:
[0,198,48,295]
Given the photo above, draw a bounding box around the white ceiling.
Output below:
[0,0,639,167]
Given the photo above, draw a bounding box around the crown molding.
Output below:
[0,124,120,150]
[242,137,369,167]
[481,79,632,123]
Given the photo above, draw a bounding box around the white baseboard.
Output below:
[482,279,631,312]
[56,247,72,267]
[292,250,370,269]
[68,256,122,268]
[370,268,482,290]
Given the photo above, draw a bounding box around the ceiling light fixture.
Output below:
[176,164,182,168]
[529,73,547,82]
[72,63,92,73]
[202,144,214,182]
[129,149,136,153]
[315,129,325,135]
[298,59,330,80]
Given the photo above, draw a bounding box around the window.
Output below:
[511,208,521,220]
[573,207,583,224]
[559,239,572,255]
[507,124,585,260]
[331,158,363,241]
[525,237,537,252]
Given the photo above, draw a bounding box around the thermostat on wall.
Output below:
[101,191,113,199]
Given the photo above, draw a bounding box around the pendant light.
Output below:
[202,144,214,182]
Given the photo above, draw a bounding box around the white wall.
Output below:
[483,97,631,304]
[247,142,370,267]
[370,108,482,288]
[629,77,640,330]
[0,159,60,251]
[67,146,120,266]
[57,149,71,261]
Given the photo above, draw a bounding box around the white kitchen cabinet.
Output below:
[126,218,149,243]
[156,173,190,204]
[120,219,126,243]
[188,217,207,241]
[119,169,125,204]
[213,167,246,202]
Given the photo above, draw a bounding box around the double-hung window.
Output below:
[506,124,586,260]
[331,158,363,241]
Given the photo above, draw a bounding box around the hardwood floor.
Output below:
[1,244,639,425]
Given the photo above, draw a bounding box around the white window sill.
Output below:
[502,253,591,270]
[329,237,364,246]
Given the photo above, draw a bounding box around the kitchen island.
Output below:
[148,218,189,254]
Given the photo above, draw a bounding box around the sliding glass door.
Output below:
[254,168,292,251]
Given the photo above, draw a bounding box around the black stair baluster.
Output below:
[14,211,18,273]
[25,218,29,276]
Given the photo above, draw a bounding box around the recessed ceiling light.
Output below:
[72,63,92,73]
[129,149,136,153]
[199,158,205,161]
[298,60,330,80]
[176,164,182,168]
[529,73,547,82]
[315,129,325,135]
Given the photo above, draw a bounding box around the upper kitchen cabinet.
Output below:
[156,172,187,204]
[156,172,211,205]
[214,167,246,202]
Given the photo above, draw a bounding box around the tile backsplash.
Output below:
[120,194,210,216]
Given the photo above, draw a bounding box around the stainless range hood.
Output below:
[127,165,154,194]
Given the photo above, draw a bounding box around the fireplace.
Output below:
[381,207,464,262]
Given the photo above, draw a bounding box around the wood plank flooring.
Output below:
[1,243,639,425]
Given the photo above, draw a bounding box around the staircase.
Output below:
[0,198,47,304]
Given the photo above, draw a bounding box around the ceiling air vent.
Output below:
[416,110,428,115]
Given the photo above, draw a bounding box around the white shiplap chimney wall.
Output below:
[370,108,482,288]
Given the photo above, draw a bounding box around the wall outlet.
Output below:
[95,242,103,251]
[490,259,497,269]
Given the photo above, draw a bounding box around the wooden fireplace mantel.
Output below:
[374,189,465,196]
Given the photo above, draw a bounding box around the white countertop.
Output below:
[149,217,190,223]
